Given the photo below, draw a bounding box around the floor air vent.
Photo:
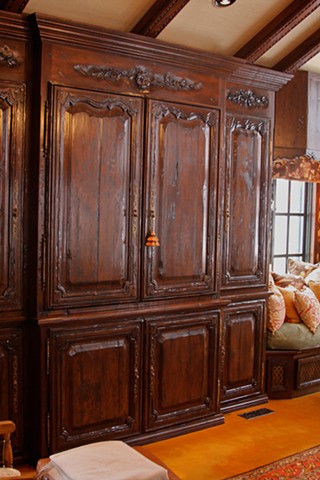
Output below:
[238,407,274,420]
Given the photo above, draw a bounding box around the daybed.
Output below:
[266,259,320,399]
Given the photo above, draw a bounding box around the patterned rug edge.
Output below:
[226,444,320,479]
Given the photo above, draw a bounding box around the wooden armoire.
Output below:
[0,11,291,462]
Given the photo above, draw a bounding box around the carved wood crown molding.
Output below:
[74,64,203,93]
[0,45,21,67]
[227,89,269,109]
[273,154,320,183]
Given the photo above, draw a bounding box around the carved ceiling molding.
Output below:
[274,27,320,73]
[131,0,191,38]
[235,0,320,63]
[0,0,29,13]
[273,154,320,182]
[227,89,269,109]
[74,64,203,92]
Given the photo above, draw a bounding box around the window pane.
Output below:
[273,257,287,274]
[273,216,287,254]
[275,179,289,213]
[290,181,305,213]
[289,216,304,254]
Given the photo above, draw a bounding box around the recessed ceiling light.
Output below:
[213,0,237,6]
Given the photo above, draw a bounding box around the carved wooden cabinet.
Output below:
[0,10,292,462]
[221,300,267,412]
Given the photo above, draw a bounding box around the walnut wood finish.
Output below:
[0,329,23,457]
[266,347,320,399]
[274,70,320,160]
[143,99,218,299]
[221,110,270,292]
[221,301,268,412]
[144,311,221,431]
[0,10,293,463]
[48,320,142,452]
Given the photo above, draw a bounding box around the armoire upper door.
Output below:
[0,82,25,311]
[221,114,270,291]
[143,99,219,299]
[45,85,143,308]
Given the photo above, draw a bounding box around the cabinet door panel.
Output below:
[144,312,220,431]
[47,85,143,308]
[221,301,266,410]
[0,84,25,310]
[222,115,270,291]
[0,328,23,455]
[49,321,142,451]
[143,100,219,299]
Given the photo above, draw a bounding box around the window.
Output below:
[271,179,314,274]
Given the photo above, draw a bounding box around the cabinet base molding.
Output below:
[220,393,268,414]
[127,414,225,446]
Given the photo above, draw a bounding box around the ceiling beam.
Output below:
[273,26,320,73]
[0,0,29,12]
[235,0,320,62]
[131,0,191,38]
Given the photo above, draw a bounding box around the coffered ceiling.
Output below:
[2,0,320,74]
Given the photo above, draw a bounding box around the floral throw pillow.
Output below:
[267,284,286,333]
[288,258,319,278]
[272,272,306,290]
[293,287,320,334]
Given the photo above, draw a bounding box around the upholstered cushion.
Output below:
[278,286,301,323]
[37,441,170,480]
[267,322,320,350]
[305,267,320,284]
[293,287,320,333]
[272,272,306,290]
[288,258,319,278]
[267,284,286,333]
[0,468,21,477]
[308,280,320,302]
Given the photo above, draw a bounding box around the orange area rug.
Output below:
[227,445,320,479]
[143,392,320,479]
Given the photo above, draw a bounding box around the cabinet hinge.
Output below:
[46,337,50,375]
[41,234,47,291]
[47,411,50,450]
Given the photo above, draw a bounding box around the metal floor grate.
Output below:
[238,407,274,420]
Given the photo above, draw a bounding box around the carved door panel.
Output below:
[221,301,266,412]
[221,114,270,291]
[0,83,25,311]
[48,320,142,452]
[0,328,23,456]
[144,311,220,431]
[143,99,219,299]
[46,85,143,308]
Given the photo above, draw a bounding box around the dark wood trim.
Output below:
[131,0,191,37]
[274,27,320,73]
[235,0,320,63]
[0,0,29,13]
